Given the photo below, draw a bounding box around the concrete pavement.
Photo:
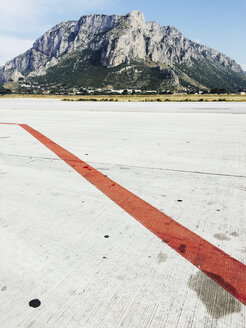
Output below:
[0,99,246,327]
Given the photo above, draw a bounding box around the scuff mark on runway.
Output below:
[188,271,241,318]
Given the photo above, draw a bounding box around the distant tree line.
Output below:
[209,88,230,94]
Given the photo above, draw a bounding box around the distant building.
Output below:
[144,90,157,94]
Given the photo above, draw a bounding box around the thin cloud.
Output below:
[0,36,34,66]
[0,0,115,65]
[0,0,114,33]
[0,0,39,33]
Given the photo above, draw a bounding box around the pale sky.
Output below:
[0,0,245,70]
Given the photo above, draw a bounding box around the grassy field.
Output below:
[1,94,246,102]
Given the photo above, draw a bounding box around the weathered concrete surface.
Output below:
[0,100,246,327]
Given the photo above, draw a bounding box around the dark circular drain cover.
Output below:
[29,299,41,308]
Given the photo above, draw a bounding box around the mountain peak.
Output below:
[127,10,145,20]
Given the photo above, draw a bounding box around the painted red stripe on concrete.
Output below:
[5,123,246,305]
[0,123,18,125]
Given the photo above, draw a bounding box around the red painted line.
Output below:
[0,123,18,125]
[2,123,246,305]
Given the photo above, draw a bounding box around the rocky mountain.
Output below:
[1,10,246,91]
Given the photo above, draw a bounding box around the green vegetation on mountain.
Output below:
[176,59,246,92]
[32,50,246,92]
[0,84,11,94]
[33,50,178,90]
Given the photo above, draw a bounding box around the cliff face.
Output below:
[0,10,244,90]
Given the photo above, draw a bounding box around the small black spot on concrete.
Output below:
[188,271,241,318]
[85,154,88,156]
[186,141,190,144]
[177,199,183,202]
[102,256,107,259]
[216,209,221,212]
[104,235,109,238]
[179,244,186,253]
[29,299,41,308]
